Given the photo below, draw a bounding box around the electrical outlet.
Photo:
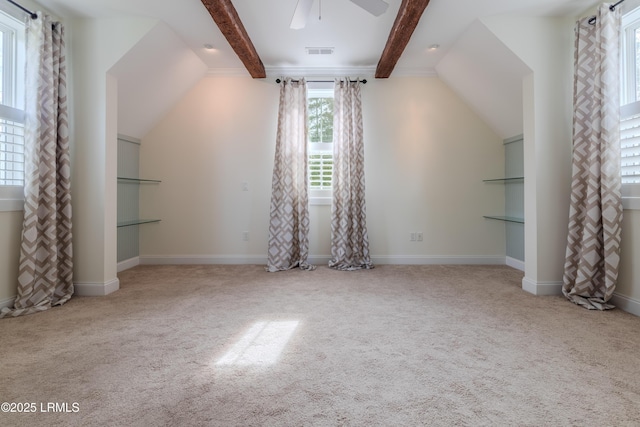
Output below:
[416,232,423,242]
[242,231,249,241]
[241,182,249,191]
[410,232,416,241]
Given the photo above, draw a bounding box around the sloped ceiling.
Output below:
[38,0,605,140]
[42,0,602,76]
[436,20,531,139]
[109,22,208,139]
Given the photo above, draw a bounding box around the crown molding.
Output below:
[205,66,438,78]
[265,66,376,79]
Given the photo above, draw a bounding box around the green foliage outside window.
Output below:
[308,97,333,143]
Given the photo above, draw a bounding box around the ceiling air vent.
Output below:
[306,47,334,55]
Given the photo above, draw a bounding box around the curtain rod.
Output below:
[4,0,37,19]
[275,78,367,84]
[589,0,625,24]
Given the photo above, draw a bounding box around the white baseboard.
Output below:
[522,276,563,296]
[0,296,16,309]
[372,255,506,265]
[140,254,506,266]
[308,255,331,264]
[74,278,120,296]
[140,255,268,265]
[118,257,140,272]
[519,280,639,317]
[611,293,640,317]
[505,257,525,271]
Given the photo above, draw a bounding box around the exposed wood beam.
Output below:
[375,0,431,78]
[201,0,266,78]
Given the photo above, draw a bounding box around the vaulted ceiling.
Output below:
[38,0,602,139]
[43,0,601,78]
[200,0,432,78]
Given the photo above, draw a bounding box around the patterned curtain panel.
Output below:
[328,79,373,271]
[1,14,73,318]
[266,78,315,272]
[563,4,622,310]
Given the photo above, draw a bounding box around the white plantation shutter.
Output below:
[0,105,25,186]
[620,101,640,184]
[309,151,333,190]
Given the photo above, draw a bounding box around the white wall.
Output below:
[69,16,206,294]
[139,76,506,264]
[618,210,640,303]
[69,16,158,296]
[482,15,575,295]
[436,20,531,140]
[0,211,22,305]
[109,22,207,139]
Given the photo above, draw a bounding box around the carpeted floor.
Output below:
[1,264,639,426]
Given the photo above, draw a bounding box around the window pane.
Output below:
[0,31,4,105]
[308,97,333,143]
[307,86,334,193]
[621,11,640,187]
[0,11,25,189]
[636,28,640,102]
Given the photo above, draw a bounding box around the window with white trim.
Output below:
[0,7,25,200]
[621,6,640,191]
[307,82,334,202]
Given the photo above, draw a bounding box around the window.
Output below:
[0,7,25,203]
[307,82,334,203]
[621,6,640,190]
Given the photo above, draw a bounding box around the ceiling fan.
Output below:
[290,0,389,29]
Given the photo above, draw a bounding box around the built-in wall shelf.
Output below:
[483,134,525,264]
[117,177,161,183]
[483,215,524,224]
[482,177,524,182]
[117,219,161,228]
[117,134,160,264]
[483,173,524,223]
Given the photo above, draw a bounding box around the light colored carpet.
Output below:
[1,264,639,426]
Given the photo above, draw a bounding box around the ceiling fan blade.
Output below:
[290,0,314,29]
[349,0,389,17]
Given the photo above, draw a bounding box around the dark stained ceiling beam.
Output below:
[375,0,431,78]
[201,0,266,78]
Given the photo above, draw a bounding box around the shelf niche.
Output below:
[117,135,160,263]
[483,135,524,263]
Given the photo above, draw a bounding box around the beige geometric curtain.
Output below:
[328,79,373,271]
[266,78,315,272]
[1,13,73,318]
[563,3,622,310]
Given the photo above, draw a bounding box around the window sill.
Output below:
[310,197,331,206]
[0,198,24,212]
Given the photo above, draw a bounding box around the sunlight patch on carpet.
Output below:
[216,320,300,366]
